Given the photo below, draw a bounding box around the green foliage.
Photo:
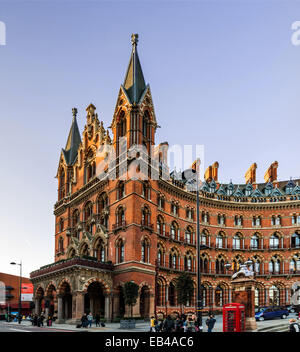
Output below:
[123,281,139,317]
[175,273,194,306]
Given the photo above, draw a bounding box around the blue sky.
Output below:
[0,0,300,276]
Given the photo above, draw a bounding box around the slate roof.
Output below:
[122,34,147,104]
[62,115,81,165]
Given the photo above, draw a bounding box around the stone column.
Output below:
[35,298,40,315]
[113,293,120,320]
[64,298,69,320]
[149,293,155,318]
[70,291,85,324]
[104,295,112,322]
[56,295,64,323]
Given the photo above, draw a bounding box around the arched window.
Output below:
[157,244,165,267]
[234,216,243,226]
[184,251,194,272]
[249,255,262,274]
[171,202,179,216]
[157,216,165,236]
[169,249,179,269]
[141,238,150,263]
[269,255,281,274]
[116,238,125,263]
[72,209,80,239]
[216,232,225,249]
[202,211,209,223]
[59,169,65,200]
[97,193,108,213]
[215,255,225,274]
[84,202,93,221]
[269,285,281,306]
[117,111,126,138]
[185,227,194,244]
[94,238,105,262]
[201,230,209,246]
[218,214,226,225]
[200,254,209,273]
[142,111,150,139]
[157,194,165,209]
[291,232,300,249]
[142,182,150,200]
[269,233,280,249]
[118,181,125,199]
[141,207,150,227]
[59,218,64,232]
[290,254,300,273]
[116,207,125,227]
[58,237,64,253]
[215,286,224,307]
[170,221,179,240]
[232,256,243,273]
[80,243,89,257]
[233,233,242,249]
[250,234,260,249]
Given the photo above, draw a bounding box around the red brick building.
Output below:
[0,273,32,316]
[30,34,300,323]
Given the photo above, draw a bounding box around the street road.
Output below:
[0,321,74,332]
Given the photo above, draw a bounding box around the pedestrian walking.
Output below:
[87,312,93,328]
[162,315,175,332]
[186,315,196,332]
[150,316,158,332]
[95,313,100,327]
[205,314,216,332]
[81,313,88,328]
[289,319,300,332]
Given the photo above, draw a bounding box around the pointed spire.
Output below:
[123,33,147,104]
[63,108,81,165]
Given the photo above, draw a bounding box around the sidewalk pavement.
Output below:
[4,320,150,332]
[4,314,291,332]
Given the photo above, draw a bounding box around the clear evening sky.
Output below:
[0,0,300,277]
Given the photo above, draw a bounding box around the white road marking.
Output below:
[9,328,31,332]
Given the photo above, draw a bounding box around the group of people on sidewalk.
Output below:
[29,313,53,327]
[79,312,104,328]
[150,313,216,333]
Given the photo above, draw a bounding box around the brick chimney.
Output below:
[264,161,278,183]
[205,162,219,182]
[245,163,257,185]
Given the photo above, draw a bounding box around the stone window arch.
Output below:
[116,238,125,263]
[156,215,165,236]
[141,237,151,263]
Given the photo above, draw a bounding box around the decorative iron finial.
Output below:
[72,107,78,119]
[131,33,139,47]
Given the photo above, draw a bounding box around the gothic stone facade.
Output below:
[30,34,300,323]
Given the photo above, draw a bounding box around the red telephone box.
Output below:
[223,303,245,332]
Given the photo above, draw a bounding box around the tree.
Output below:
[175,273,194,313]
[123,281,139,318]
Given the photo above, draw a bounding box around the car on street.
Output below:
[255,306,289,321]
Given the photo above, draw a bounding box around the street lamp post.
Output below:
[195,159,203,331]
[10,261,22,323]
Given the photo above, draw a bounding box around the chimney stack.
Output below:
[205,162,219,182]
[245,163,257,184]
[264,161,278,183]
